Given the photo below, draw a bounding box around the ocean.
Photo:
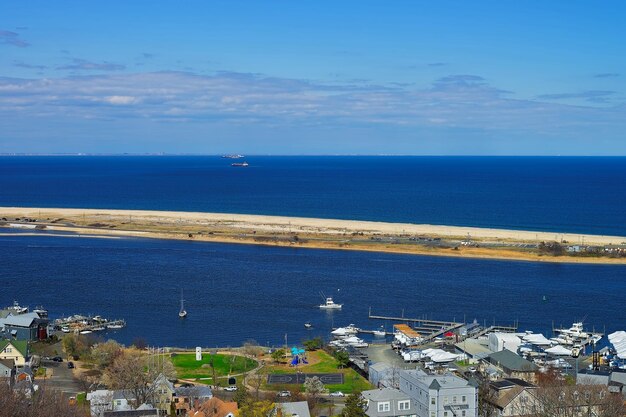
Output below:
[1,229,625,348]
[1,156,625,347]
[1,156,625,235]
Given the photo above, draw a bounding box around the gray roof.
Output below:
[488,349,538,372]
[0,313,38,328]
[362,388,410,402]
[279,401,311,417]
[401,369,473,390]
[0,358,14,371]
[611,369,626,385]
[175,385,213,398]
[113,390,136,401]
[103,411,158,417]
[369,362,392,372]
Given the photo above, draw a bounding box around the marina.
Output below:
[53,315,126,334]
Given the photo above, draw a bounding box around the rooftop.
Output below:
[362,387,410,402]
[487,349,538,372]
[401,369,472,390]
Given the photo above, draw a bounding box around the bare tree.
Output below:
[103,349,156,407]
[248,372,265,401]
[0,384,88,417]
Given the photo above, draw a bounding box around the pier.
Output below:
[368,308,465,343]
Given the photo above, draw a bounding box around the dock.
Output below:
[368,308,465,343]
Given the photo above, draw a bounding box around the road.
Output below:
[38,359,82,397]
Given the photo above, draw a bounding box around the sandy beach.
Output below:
[2,207,625,264]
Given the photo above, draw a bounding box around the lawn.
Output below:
[171,353,258,383]
[261,350,372,394]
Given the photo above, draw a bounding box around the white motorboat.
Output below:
[373,326,386,337]
[61,327,70,333]
[80,330,92,335]
[557,322,589,339]
[107,324,124,329]
[344,324,360,334]
[304,322,313,329]
[319,297,342,309]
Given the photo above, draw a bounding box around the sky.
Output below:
[1,1,625,155]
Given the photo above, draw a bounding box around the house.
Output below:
[362,387,413,417]
[0,339,29,367]
[190,397,238,417]
[399,369,478,417]
[173,385,213,415]
[485,378,538,417]
[0,358,15,386]
[152,373,176,414]
[485,350,538,383]
[112,390,137,412]
[87,389,115,417]
[369,362,397,388]
[277,401,311,417]
[0,312,49,341]
[103,404,158,417]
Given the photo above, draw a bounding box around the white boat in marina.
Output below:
[344,324,360,334]
[92,326,106,331]
[373,326,386,337]
[557,322,589,339]
[80,330,92,335]
[61,327,70,333]
[107,324,124,329]
[319,297,342,309]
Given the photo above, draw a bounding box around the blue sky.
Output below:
[1,1,625,154]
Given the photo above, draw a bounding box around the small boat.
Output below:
[61,327,70,333]
[319,297,342,309]
[92,326,106,331]
[373,326,386,337]
[33,306,48,318]
[222,154,244,159]
[304,322,313,329]
[179,289,187,318]
[107,324,124,329]
[231,162,249,167]
[344,324,360,334]
[80,330,92,335]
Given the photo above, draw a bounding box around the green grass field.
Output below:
[171,353,258,382]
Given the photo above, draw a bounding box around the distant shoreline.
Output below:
[2,207,625,265]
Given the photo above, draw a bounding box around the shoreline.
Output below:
[2,206,626,265]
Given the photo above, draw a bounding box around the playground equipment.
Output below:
[290,347,309,366]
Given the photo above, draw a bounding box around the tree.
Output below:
[62,333,90,359]
[91,339,123,370]
[233,381,250,407]
[304,376,327,410]
[302,337,324,351]
[104,350,152,407]
[333,349,350,368]
[341,393,367,417]
[248,372,265,401]
[239,400,274,417]
[271,348,286,364]
[0,384,87,417]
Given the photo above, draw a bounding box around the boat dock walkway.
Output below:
[471,325,518,338]
[368,308,465,343]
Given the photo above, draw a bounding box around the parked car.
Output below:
[52,356,63,362]
[329,391,345,397]
[277,391,291,397]
[224,386,238,392]
[67,361,74,369]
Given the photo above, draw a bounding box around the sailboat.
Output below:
[179,289,187,318]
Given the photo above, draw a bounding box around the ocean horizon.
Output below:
[1,155,625,236]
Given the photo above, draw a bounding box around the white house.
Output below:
[362,387,414,417]
[399,369,478,417]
